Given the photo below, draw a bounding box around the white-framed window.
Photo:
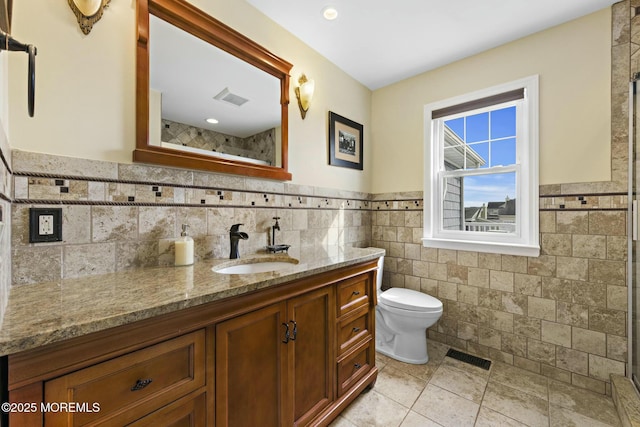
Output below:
[423,75,540,257]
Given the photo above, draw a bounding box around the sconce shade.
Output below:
[75,0,101,16]
[295,74,314,119]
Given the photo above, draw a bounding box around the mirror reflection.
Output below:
[134,0,292,181]
[149,15,282,167]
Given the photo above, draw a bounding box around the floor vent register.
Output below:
[445,349,492,370]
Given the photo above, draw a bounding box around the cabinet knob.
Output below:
[352,327,360,333]
[354,363,362,369]
[352,291,360,296]
[130,378,153,391]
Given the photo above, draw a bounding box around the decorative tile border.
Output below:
[540,193,628,211]
[13,173,371,211]
[16,176,628,213]
[371,199,423,211]
[369,192,629,212]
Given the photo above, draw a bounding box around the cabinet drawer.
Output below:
[44,330,206,426]
[338,308,370,355]
[129,392,206,427]
[337,275,370,317]
[337,341,372,397]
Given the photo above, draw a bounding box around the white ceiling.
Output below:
[246,0,618,90]
[150,15,281,138]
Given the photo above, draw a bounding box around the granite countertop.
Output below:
[0,246,384,357]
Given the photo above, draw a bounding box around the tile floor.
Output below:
[330,340,622,427]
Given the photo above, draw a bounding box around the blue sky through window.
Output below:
[444,106,517,208]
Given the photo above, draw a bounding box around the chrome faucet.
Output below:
[229,223,249,259]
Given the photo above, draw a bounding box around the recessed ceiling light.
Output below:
[322,6,338,21]
[206,118,219,124]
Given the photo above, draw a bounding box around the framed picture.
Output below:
[328,111,363,170]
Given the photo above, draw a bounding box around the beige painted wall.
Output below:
[371,8,612,193]
[8,0,372,192]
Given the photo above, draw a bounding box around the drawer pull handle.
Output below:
[282,322,290,343]
[352,291,360,296]
[352,327,360,333]
[354,363,362,369]
[131,378,153,391]
[289,320,297,341]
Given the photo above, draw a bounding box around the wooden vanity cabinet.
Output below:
[6,259,379,427]
[215,286,334,427]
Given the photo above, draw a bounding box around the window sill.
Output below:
[422,237,540,257]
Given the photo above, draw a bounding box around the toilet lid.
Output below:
[379,288,443,312]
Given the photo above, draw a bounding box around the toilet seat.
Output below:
[379,288,443,312]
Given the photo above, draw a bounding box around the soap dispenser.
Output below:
[175,224,194,266]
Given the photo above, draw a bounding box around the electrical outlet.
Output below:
[39,215,54,235]
[29,208,62,243]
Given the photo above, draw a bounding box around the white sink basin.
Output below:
[213,258,299,274]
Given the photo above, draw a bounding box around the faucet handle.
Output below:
[230,223,244,232]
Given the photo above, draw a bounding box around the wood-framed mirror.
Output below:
[134,0,293,180]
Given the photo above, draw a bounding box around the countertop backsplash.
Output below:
[10,150,372,285]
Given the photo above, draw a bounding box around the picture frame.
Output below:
[328,111,363,170]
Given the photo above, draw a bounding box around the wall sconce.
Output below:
[295,74,315,119]
[67,0,111,35]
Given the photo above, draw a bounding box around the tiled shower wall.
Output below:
[162,119,277,165]
[10,150,371,285]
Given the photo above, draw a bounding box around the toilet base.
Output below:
[375,329,429,365]
[376,344,429,365]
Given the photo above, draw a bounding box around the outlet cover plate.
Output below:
[29,208,62,243]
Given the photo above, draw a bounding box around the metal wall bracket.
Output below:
[0,30,36,117]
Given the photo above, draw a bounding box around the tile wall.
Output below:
[371,192,627,395]
[10,150,371,285]
[0,116,11,324]
[161,119,277,165]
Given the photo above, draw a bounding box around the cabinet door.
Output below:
[288,287,335,426]
[215,302,289,427]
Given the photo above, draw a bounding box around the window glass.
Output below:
[490,106,516,139]
[465,112,489,143]
[459,172,516,233]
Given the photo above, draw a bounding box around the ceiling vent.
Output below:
[213,87,249,107]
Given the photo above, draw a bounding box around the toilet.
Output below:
[375,255,443,364]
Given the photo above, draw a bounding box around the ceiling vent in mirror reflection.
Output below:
[213,87,250,107]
